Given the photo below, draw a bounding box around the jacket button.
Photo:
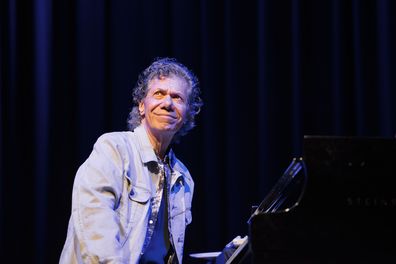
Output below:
[149,219,154,224]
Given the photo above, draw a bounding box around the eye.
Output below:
[153,90,163,96]
[171,94,183,101]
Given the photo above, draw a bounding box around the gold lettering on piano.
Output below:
[346,197,396,207]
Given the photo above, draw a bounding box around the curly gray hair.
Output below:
[127,57,203,142]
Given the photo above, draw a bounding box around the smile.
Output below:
[155,114,177,119]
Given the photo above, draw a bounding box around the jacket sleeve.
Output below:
[71,134,128,264]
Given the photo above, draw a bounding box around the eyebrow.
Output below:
[153,88,184,98]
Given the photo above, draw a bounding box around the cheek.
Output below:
[144,99,158,111]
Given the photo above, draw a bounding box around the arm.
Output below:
[71,134,127,264]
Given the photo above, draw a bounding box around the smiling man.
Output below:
[139,75,189,157]
[60,58,203,264]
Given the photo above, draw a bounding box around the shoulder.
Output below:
[91,131,138,159]
[96,131,133,144]
[94,131,137,149]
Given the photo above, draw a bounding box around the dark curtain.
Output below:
[1,0,396,263]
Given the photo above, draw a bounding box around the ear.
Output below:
[138,101,145,116]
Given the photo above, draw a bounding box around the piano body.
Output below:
[247,136,396,263]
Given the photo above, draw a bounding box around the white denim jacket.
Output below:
[60,125,194,264]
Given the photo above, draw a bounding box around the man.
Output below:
[60,58,203,263]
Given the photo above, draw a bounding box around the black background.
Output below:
[1,0,396,263]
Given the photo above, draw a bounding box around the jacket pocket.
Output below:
[122,186,151,245]
[129,185,151,203]
[128,186,151,223]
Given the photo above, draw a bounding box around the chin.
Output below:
[156,124,179,133]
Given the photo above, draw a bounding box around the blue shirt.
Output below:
[139,174,170,263]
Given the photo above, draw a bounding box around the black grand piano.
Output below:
[232,136,396,263]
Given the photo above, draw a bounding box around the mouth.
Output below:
[155,114,177,120]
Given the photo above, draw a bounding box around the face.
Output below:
[139,75,190,138]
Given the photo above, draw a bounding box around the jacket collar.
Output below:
[134,125,158,164]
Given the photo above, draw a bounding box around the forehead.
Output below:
[147,75,190,95]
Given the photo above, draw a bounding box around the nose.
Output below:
[161,95,173,109]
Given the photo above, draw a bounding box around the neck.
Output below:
[142,121,173,159]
